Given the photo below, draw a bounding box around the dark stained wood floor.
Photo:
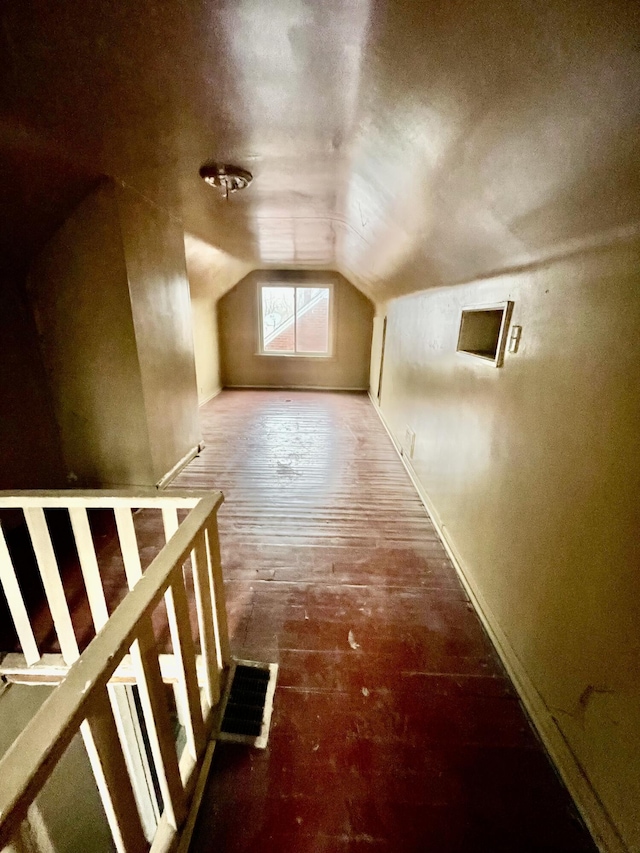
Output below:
[173,390,596,853]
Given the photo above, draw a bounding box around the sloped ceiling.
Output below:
[1,0,639,304]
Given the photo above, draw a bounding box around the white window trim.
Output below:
[456,300,514,368]
[257,283,334,358]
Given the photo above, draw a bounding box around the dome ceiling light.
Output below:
[199,163,253,199]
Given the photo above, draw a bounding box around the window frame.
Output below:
[257,282,335,358]
[456,300,514,368]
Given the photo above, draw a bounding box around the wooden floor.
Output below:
[173,390,596,853]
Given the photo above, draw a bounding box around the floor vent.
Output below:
[218,660,278,749]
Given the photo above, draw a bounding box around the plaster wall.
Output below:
[219,270,373,390]
[377,237,640,851]
[28,183,154,486]
[28,182,202,486]
[192,295,222,404]
[0,275,65,491]
[0,685,112,853]
[184,235,251,404]
[119,188,201,480]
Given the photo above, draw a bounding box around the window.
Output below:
[259,284,332,356]
[456,301,513,367]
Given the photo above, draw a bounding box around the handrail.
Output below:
[0,488,220,667]
[0,488,209,508]
[0,490,227,852]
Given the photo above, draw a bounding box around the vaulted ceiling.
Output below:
[2,0,639,304]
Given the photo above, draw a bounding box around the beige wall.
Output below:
[119,189,201,481]
[0,684,112,853]
[219,270,374,389]
[191,296,221,404]
[184,235,251,404]
[0,275,65,491]
[28,181,202,487]
[377,237,640,851]
[28,183,154,486]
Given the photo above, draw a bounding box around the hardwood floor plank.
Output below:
[0,389,597,851]
[175,390,596,853]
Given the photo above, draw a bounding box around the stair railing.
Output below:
[0,490,228,853]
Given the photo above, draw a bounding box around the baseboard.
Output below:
[224,384,369,392]
[156,443,203,490]
[198,386,222,407]
[368,392,627,853]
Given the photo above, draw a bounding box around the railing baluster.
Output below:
[71,510,157,838]
[68,507,109,631]
[23,508,79,665]
[206,517,230,667]
[114,508,143,589]
[165,577,205,762]
[0,491,226,852]
[0,523,40,666]
[162,505,189,588]
[191,531,220,708]
[130,615,186,830]
[108,684,161,839]
[81,694,147,853]
[161,507,179,541]
[6,803,57,853]
[161,506,205,759]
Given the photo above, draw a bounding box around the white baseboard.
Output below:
[198,386,222,407]
[156,443,203,490]
[225,384,369,392]
[368,392,627,853]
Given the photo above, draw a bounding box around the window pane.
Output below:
[295,287,330,353]
[262,287,295,352]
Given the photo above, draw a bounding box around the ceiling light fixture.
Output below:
[199,163,253,199]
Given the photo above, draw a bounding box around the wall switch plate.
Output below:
[508,325,522,353]
[403,426,416,459]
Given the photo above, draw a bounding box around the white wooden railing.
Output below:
[0,490,229,853]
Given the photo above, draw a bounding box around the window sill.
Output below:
[256,351,335,360]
